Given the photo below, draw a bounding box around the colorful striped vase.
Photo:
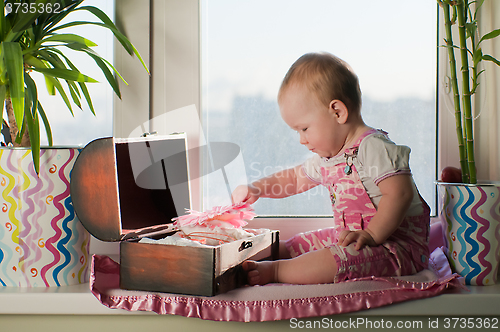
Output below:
[0,147,90,287]
[437,182,500,285]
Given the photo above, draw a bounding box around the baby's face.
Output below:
[278,84,347,158]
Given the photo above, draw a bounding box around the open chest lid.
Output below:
[70,133,191,242]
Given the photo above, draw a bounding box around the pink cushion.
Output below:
[90,249,464,322]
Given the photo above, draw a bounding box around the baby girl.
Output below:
[232,52,430,285]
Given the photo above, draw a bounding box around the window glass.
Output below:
[32,0,115,147]
[201,0,437,216]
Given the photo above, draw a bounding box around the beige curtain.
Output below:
[476,1,500,182]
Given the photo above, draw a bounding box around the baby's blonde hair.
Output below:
[278,52,362,114]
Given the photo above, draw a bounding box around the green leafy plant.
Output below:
[438,0,500,184]
[0,0,148,173]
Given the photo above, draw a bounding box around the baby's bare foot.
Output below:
[242,260,278,285]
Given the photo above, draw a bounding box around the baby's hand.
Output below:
[337,229,377,251]
[231,185,260,205]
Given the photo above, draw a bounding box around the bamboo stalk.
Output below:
[456,0,476,183]
[468,4,480,95]
[441,1,469,182]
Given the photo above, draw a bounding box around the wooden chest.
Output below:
[70,134,279,296]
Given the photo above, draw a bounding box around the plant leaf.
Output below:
[23,72,41,173]
[479,28,500,45]
[482,54,500,67]
[2,42,25,131]
[37,102,52,146]
[44,75,56,95]
[34,49,66,71]
[475,0,485,12]
[440,43,460,50]
[77,82,94,116]
[43,0,84,32]
[49,21,149,74]
[4,0,47,42]
[473,47,483,67]
[88,54,121,98]
[0,1,5,41]
[66,79,82,109]
[46,20,96,32]
[66,42,128,83]
[30,67,98,83]
[41,48,95,114]
[44,75,73,116]
[65,43,122,98]
[24,73,38,118]
[465,22,477,39]
[38,33,97,48]
[74,6,134,54]
[24,92,40,174]
[0,85,6,128]
[23,53,48,68]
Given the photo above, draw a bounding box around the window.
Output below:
[33,0,115,147]
[201,0,438,215]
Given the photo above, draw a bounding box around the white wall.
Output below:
[476,1,500,181]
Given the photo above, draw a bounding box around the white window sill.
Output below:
[1,217,499,316]
[1,276,499,316]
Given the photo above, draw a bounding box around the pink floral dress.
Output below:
[285,130,430,282]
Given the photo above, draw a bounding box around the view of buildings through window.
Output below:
[202,0,438,215]
[24,1,438,216]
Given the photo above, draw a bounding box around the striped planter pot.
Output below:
[437,182,500,285]
[0,147,90,287]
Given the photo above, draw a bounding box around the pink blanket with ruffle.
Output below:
[90,246,464,322]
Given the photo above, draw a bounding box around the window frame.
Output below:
[115,0,447,223]
[114,0,203,211]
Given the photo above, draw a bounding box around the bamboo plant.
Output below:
[438,0,500,184]
[0,0,148,173]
